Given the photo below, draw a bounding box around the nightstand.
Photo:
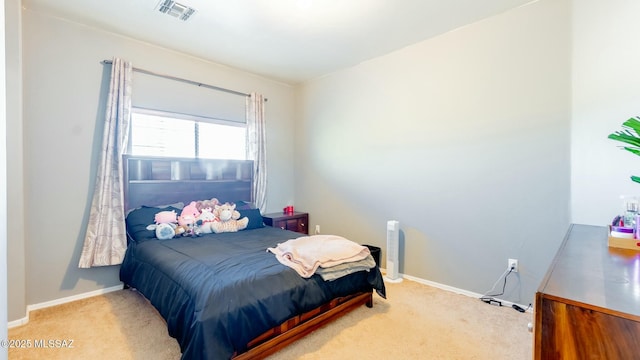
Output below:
[262,211,309,234]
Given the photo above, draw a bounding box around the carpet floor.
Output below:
[8,279,532,359]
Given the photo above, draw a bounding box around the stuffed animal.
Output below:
[174,225,188,236]
[196,198,219,213]
[178,201,202,237]
[210,202,249,233]
[197,207,217,234]
[147,222,177,240]
[154,210,177,224]
[217,202,241,221]
[178,201,200,227]
[146,210,179,240]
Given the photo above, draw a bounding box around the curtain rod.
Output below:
[101,59,254,99]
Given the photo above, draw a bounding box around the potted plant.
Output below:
[608,116,640,184]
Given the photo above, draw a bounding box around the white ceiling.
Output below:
[23,0,534,84]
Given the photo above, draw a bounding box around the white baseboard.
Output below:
[9,269,531,329]
[7,316,28,329]
[8,284,124,329]
[381,267,532,312]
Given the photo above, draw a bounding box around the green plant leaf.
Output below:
[609,130,640,140]
[622,117,640,133]
[623,147,640,156]
[610,117,640,185]
[609,116,640,150]
[609,138,636,147]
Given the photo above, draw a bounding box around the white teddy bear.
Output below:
[197,207,217,234]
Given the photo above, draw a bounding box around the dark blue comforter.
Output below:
[120,226,385,359]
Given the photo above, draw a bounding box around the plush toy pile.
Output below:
[147,199,249,239]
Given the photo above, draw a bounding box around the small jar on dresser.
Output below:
[262,211,309,234]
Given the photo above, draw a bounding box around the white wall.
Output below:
[5,0,24,323]
[1,0,8,356]
[571,0,640,225]
[15,8,296,316]
[296,0,571,303]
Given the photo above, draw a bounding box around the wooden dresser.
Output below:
[534,224,640,359]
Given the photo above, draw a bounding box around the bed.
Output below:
[119,156,386,359]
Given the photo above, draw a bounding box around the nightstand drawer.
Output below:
[262,212,308,235]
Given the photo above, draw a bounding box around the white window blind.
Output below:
[131,71,246,124]
[130,110,247,160]
[128,68,249,159]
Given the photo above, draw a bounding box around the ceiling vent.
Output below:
[156,0,196,21]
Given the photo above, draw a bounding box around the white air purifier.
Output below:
[385,220,403,283]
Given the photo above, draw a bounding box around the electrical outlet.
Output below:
[315,225,320,234]
[508,258,518,272]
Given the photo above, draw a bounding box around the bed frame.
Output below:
[235,292,372,359]
[123,155,374,359]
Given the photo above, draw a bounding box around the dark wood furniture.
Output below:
[123,156,375,359]
[123,155,254,210]
[534,224,640,359]
[234,292,372,359]
[262,211,309,234]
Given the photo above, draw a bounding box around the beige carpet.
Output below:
[8,280,532,359]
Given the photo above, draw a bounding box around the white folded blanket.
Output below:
[316,255,377,281]
[267,235,371,278]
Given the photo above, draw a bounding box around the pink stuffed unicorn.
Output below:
[178,201,200,226]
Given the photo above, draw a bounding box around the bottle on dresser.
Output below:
[620,196,639,238]
[624,199,638,228]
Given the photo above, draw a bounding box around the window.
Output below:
[129,109,247,160]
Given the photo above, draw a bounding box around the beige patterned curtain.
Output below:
[246,93,267,212]
[78,58,132,268]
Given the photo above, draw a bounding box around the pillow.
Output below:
[125,202,184,217]
[126,205,182,243]
[234,200,256,210]
[238,208,264,230]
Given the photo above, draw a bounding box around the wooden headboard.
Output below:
[123,155,254,211]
